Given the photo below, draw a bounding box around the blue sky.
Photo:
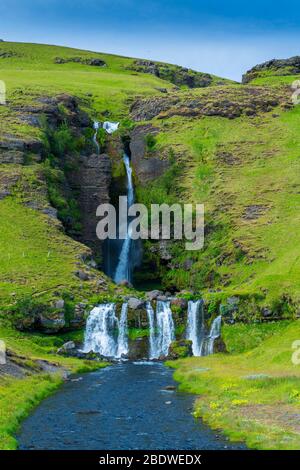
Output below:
[1,0,300,80]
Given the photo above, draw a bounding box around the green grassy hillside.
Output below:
[134,65,300,317]
[168,319,300,449]
[1,41,300,452]
[0,41,233,319]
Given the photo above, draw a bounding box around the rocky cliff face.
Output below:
[0,93,116,332]
[130,124,169,183]
[130,86,291,122]
[69,152,112,260]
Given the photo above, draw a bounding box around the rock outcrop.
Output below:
[54,57,106,67]
[243,56,300,83]
[129,60,214,88]
[130,124,169,183]
[69,153,112,259]
[131,86,291,122]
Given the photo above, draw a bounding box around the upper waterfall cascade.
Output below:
[114,154,134,284]
[93,120,119,154]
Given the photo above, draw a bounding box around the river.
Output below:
[17,362,244,450]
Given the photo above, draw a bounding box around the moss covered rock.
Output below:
[168,339,193,359]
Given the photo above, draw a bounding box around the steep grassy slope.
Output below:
[133,66,300,317]
[0,42,172,321]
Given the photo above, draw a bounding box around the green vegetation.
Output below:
[0,320,107,450]
[2,41,300,450]
[141,94,300,312]
[168,320,300,449]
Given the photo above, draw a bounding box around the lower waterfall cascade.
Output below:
[83,299,221,360]
[186,300,205,356]
[146,301,175,359]
[114,154,135,284]
[83,303,128,358]
[202,315,222,356]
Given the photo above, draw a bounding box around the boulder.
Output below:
[128,297,145,310]
[54,299,65,309]
[57,341,76,355]
[127,336,149,360]
[75,270,90,281]
[145,290,163,301]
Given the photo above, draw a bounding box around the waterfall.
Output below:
[116,303,129,358]
[203,315,222,356]
[114,154,134,284]
[186,300,205,356]
[156,301,175,357]
[83,303,118,357]
[103,121,119,134]
[147,301,175,359]
[93,121,100,154]
[83,303,129,358]
[146,302,156,359]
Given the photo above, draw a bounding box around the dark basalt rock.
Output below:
[68,152,111,259]
[54,57,106,67]
[127,336,149,360]
[0,51,17,58]
[131,86,290,122]
[129,60,213,88]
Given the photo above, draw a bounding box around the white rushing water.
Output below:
[93,121,100,154]
[146,302,157,359]
[147,301,175,359]
[202,315,222,356]
[116,303,129,358]
[103,121,119,134]
[114,154,134,284]
[83,303,129,358]
[186,300,205,356]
